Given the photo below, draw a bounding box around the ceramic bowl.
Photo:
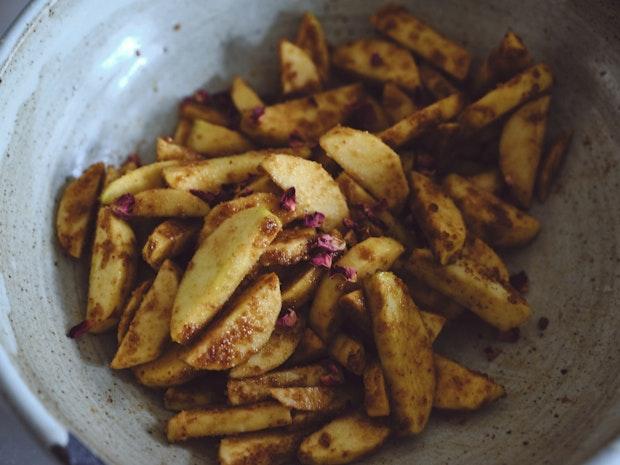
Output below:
[0,1,619,464]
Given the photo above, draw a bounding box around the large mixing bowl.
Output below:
[0,1,618,464]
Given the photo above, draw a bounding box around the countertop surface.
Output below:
[0,6,59,465]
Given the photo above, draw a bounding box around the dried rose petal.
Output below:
[111,194,135,220]
[124,153,142,167]
[370,52,384,67]
[280,187,296,211]
[509,271,529,293]
[320,360,344,385]
[314,234,346,253]
[288,131,306,148]
[303,211,325,228]
[311,251,333,269]
[193,89,210,104]
[277,309,298,328]
[190,189,218,205]
[343,217,358,230]
[374,198,388,212]
[329,265,357,282]
[353,203,386,229]
[320,374,344,386]
[250,106,265,124]
[67,320,91,339]
[238,187,253,197]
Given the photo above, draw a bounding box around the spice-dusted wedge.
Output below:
[442,174,540,248]
[170,206,281,344]
[261,154,350,231]
[56,162,105,258]
[85,207,137,333]
[280,39,321,96]
[101,160,179,204]
[227,364,331,405]
[409,171,466,265]
[163,147,311,193]
[406,248,531,331]
[364,271,435,435]
[230,76,265,112]
[167,402,292,442]
[186,119,254,157]
[240,84,364,146]
[111,260,182,369]
[229,314,304,378]
[219,430,304,465]
[499,95,551,208]
[296,11,330,82]
[434,354,506,410]
[321,126,409,211]
[309,237,404,342]
[298,412,391,465]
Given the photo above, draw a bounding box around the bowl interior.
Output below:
[0,1,619,464]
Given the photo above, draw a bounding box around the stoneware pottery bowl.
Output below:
[0,0,619,464]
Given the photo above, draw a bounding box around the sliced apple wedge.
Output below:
[364,271,435,436]
[280,39,321,96]
[100,160,179,204]
[86,207,137,332]
[261,154,349,230]
[111,260,182,369]
[184,273,281,369]
[434,354,506,410]
[170,206,281,344]
[240,84,364,146]
[298,412,390,465]
[229,314,304,378]
[309,237,404,342]
[56,162,105,258]
[321,126,409,210]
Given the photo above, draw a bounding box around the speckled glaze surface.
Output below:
[0,1,618,464]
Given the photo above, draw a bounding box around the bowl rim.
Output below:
[0,0,74,460]
[0,1,618,465]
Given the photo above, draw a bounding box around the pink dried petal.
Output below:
[311,251,333,269]
[320,375,343,386]
[509,271,529,293]
[111,193,135,220]
[325,360,341,375]
[124,153,142,167]
[190,189,218,205]
[320,361,344,385]
[353,203,387,229]
[314,234,346,253]
[370,52,384,67]
[329,265,357,282]
[250,106,265,124]
[373,198,388,212]
[193,89,211,104]
[343,217,358,230]
[238,187,253,197]
[288,131,306,148]
[277,309,298,328]
[303,211,325,228]
[67,320,91,339]
[280,187,296,212]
